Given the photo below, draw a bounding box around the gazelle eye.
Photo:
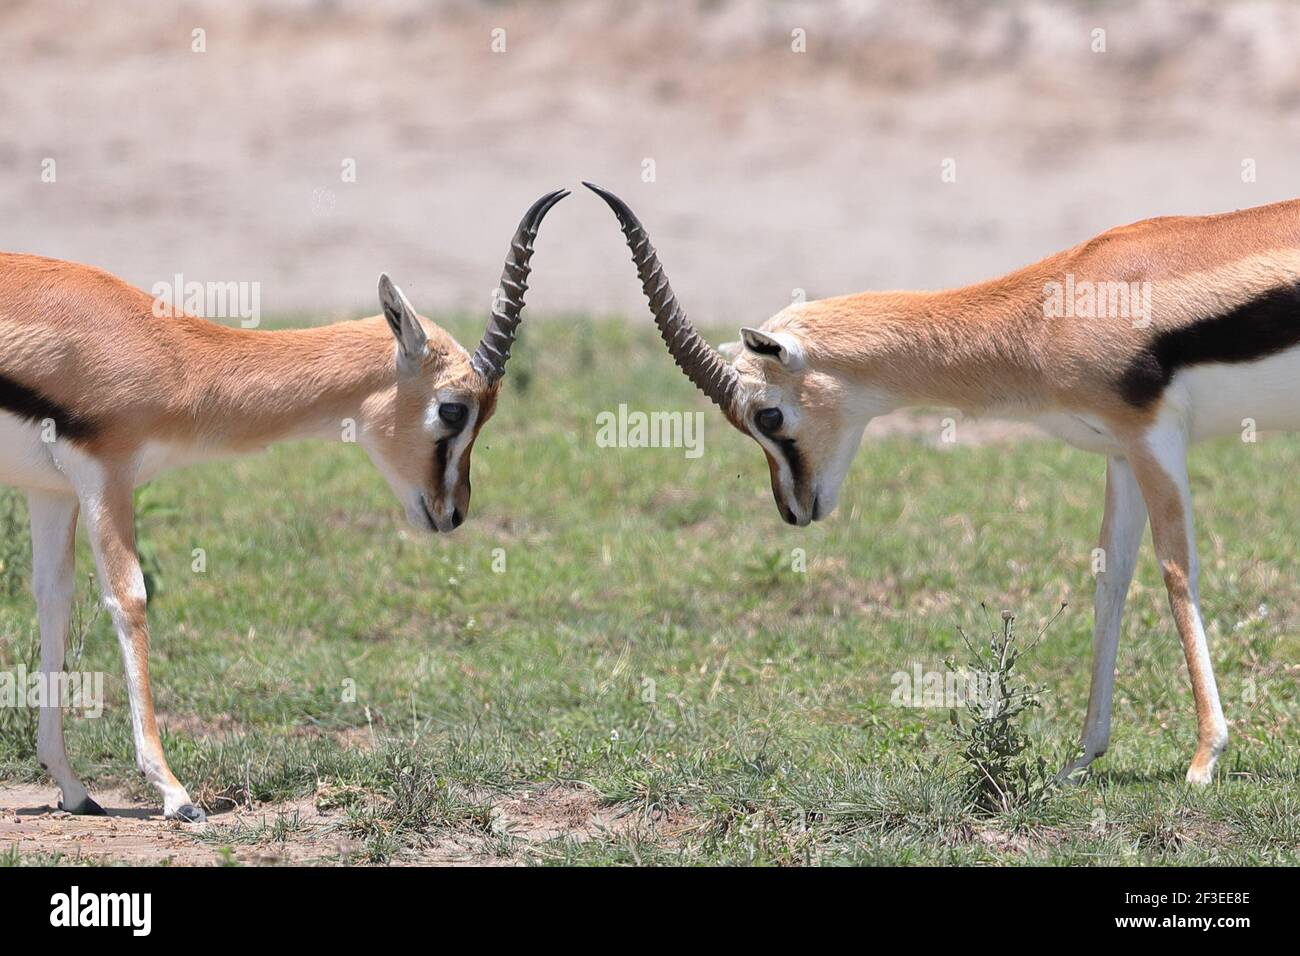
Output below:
[439,403,468,427]
[755,407,783,434]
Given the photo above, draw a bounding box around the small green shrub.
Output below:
[948,605,1062,815]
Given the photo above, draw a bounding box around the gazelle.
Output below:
[588,181,1300,786]
[0,188,567,821]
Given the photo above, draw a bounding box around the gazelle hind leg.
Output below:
[71,462,205,821]
[1126,425,1228,785]
[28,491,102,814]
[1057,456,1148,783]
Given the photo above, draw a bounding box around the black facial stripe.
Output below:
[773,436,803,486]
[432,415,471,481]
[0,373,97,442]
[433,436,452,484]
[1119,282,1300,407]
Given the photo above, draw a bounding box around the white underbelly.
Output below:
[1178,348,1300,440]
[1033,348,1300,452]
[0,412,234,494]
[0,413,73,492]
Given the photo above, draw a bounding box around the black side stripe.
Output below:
[1119,282,1300,408]
[0,373,98,441]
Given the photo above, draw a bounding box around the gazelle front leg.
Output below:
[28,491,102,815]
[1127,426,1228,785]
[74,465,205,821]
[1058,455,1148,783]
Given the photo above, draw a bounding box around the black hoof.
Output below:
[172,803,207,824]
[59,796,106,816]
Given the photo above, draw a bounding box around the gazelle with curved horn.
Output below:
[589,181,1300,787]
[0,188,566,822]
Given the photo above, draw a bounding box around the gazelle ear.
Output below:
[740,327,806,371]
[718,339,743,360]
[378,273,429,372]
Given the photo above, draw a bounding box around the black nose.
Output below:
[451,508,464,529]
[779,504,797,525]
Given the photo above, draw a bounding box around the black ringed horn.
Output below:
[583,182,739,411]
[470,187,570,382]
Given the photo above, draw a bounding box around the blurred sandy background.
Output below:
[2,0,1299,325]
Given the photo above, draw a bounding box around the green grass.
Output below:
[2,316,1299,865]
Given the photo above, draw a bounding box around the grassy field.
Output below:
[1,316,1299,865]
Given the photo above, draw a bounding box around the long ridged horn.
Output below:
[471,188,570,382]
[583,182,739,411]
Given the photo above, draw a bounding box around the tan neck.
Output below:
[177,317,398,449]
[796,272,1054,415]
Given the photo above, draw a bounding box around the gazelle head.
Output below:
[586,183,883,527]
[367,188,568,533]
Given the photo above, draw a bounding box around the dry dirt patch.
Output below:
[0,782,672,866]
[1,784,234,866]
[491,786,635,842]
